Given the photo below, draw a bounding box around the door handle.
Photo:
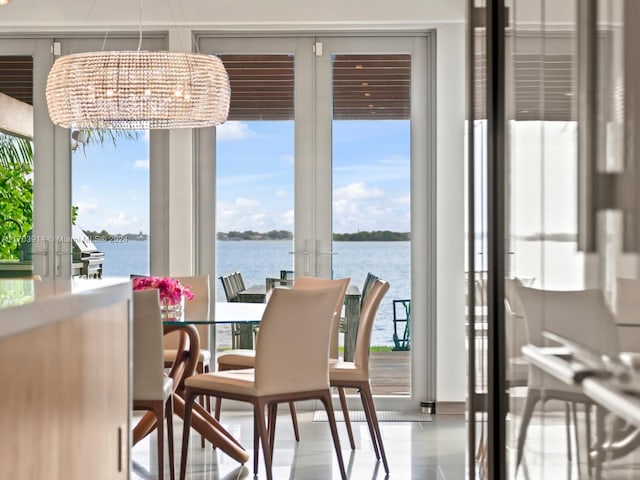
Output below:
[30,238,50,278]
[54,239,73,277]
[288,239,310,276]
[314,240,337,276]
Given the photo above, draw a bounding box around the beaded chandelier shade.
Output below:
[46,50,231,130]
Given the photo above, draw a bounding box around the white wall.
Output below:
[435,23,467,403]
[0,1,463,28]
[0,0,468,404]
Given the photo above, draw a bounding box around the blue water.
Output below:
[95,239,411,346]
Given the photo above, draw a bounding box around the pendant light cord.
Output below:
[137,0,144,51]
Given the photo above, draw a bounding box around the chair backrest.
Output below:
[353,279,390,373]
[504,278,529,359]
[164,275,210,351]
[515,285,620,358]
[360,272,380,310]
[254,286,343,395]
[614,277,640,352]
[219,273,238,302]
[133,289,166,400]
[292,276,351,359]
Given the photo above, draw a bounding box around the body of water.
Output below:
[94,239,411,347]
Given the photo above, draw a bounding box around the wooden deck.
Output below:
[215,325,410,396]
[355,350,411,396]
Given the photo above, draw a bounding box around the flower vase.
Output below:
[161,295,185,321]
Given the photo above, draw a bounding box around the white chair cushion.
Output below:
[329,361,366,382]
[217,349,256,368]
[185,369,257,396]
[134,374,173,403]
[164,348,211,364]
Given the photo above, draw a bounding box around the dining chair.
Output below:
[133,289,175,480]
[330,278,390,473]
[163,275,211,446]
[514,285,620,476]
[614,277,640,353]
[215,276,351,442]
[179,286,347,480]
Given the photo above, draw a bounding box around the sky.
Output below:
[72,119,411,235]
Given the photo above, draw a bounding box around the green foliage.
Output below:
[0,161,32,259]
[71,205,79,226]
[217,230,293,241]
[216,230,410,241]
[333,230,410,241]
[0,134,32,168]
[0,134,33,260]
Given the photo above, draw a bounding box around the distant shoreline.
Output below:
[218,230,410,241]
[86,230,412,242]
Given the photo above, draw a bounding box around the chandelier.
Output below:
[46,49,231,130]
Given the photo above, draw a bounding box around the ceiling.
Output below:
[0,56,33,106]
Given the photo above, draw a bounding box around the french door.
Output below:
[198,34,433,407]
[0,35,163,295]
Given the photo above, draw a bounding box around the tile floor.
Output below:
[131,409,467,479]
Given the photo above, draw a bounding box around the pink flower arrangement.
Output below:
[132,276,195,305]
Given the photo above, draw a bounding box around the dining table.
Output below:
[132,301,267,465]
[234,283,362,360]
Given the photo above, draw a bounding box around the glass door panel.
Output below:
[214,53,295,348]
[71,130,150,281]
[0,55,35,303]
[330,53,412,394]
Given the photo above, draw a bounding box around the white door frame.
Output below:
[197,33,437,409]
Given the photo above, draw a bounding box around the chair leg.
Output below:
[337,387,356,450]
[288,401,300,441]
[360,384,389,474]
[253,408,260,476]
[268,403,278,459]
[516,389,541,473]
[320,391,347,480]
[586,404,593,476]
[166,396,175,480]
[214,397,222,421]
[179,392,197,480]
[198,362,206,448]
[565,402,573,479]
[154,404,165,480]
[255,400,273,480]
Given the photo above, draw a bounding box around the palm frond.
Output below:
[0,134,33,168]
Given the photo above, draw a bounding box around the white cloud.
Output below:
[76,201,98,215]
[217,121,253,141]
[334,182,384,201]
[275,189,288,197]
[235,197,260,208]
[103,212,137,229]
[133,159,149,170]
[80,184,90,192]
